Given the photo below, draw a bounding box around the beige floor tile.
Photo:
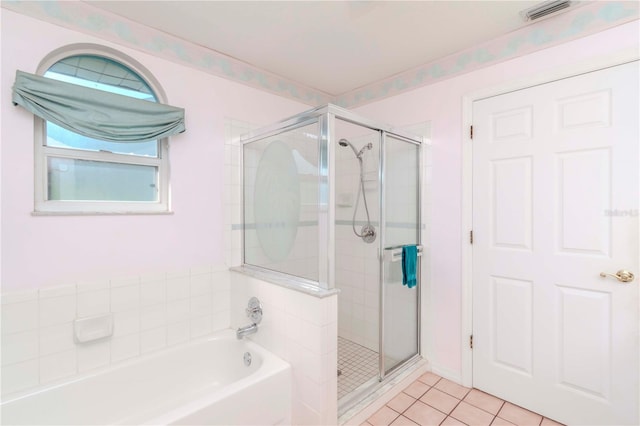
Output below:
[361,423,374,426]
[434,378,471,399]
[491,417,516,426]
[497,403,542,426]
[403,380,431,399]
[463,389,504,415]
[417,372,441,386]
[387,392,417,413]
[390,415,420,426]
[419,388,460,415]
[541,418,564,426]
[404,400,447,426]
[368,406,401,426]
[441,416,466,425]
[450,401,495,426]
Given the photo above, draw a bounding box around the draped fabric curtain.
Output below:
[12,70,185,142]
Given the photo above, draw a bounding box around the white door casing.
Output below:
[472,62,639,425]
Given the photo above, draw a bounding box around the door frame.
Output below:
[460,49,639,388]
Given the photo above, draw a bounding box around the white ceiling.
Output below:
[88,1,548,96]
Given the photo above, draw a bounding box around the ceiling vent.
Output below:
[521,0,572,21]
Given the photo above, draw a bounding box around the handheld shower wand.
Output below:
[338,138,376,243]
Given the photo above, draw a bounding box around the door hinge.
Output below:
[470,125,473,140]
[470,230,473,244]
[470,335,473,349]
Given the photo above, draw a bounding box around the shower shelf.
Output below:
[383,245,423,262]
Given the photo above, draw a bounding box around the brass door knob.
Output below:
[599,270,635,283]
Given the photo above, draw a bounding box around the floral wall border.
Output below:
[2,1,638,109]
[336,1,639,107]
[1,0,333,106]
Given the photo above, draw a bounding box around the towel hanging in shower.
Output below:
[401,245,418,289]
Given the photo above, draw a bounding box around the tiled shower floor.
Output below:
[338,337,379,400]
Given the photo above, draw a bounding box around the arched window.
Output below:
[24,45,181,214]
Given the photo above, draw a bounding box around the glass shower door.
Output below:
[380,133,420,376]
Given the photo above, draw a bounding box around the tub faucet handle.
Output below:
[246,297,263,324]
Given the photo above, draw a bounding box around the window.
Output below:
[32,48,172,214]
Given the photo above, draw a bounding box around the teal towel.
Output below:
[401,245,418,289]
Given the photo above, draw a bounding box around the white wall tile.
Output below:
[212,270,231,292]
[39,323,74,356]
[212,310,230,332]
[77,279,109,294]
[112,310,140,337]
[166,269,190,280]
[140,304,166,331]
[190,315,212,338]
[111,285,139,312]
[296,374,326,416]
[292,401,322,426]
[1,263,236,397]
[139,272,166,283]
[297,320,323,355]
[1,359,39,395]
[140,327,166,354]
[77,340,110,373]
[167,299,189,324]
[2,300,38,334]
[190,265,212,276]
[212,290,230,313]
[38,284,76,299]
[140,281,166,307]
[166,276,190,301]
[190,273,212,296]
[167,321,189,346]
[110,276,139,288]
[110,334,140,363]
[1,289,38,305]
[39,295,76,327]
[190,295,212,317]
[1,330,39,365]
[39,349,76,384]
[77,289,110,317]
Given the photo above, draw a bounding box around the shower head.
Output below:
[338,138,359,158]
[338,138,371,159]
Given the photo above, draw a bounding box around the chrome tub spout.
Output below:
[236,323,258,339]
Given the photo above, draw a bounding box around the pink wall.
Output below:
[0,10,308,291]
[354,21,640,379]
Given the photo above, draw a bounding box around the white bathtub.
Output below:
[1,330,291,425]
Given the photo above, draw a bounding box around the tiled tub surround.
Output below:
[1,329,291,425]
[230,271,338,425]
[0,266,231,397]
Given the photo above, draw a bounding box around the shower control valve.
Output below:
[245,297,263,324]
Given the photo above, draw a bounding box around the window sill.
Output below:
[31,210,174,216]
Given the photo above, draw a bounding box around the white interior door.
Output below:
[472,61,639,425]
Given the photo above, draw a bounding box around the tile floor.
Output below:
[363,372,563,426]
[338,337,379,399]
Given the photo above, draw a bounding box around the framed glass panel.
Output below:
[382,134,420,374]
[243,121,320,281]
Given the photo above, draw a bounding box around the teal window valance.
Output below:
[12,70,185,142]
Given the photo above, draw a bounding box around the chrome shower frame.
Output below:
[239,104,423,414]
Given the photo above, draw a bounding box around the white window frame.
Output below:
[33,44,171,215]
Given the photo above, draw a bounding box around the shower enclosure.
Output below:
[241,104,422,414]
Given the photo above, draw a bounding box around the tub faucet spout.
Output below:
[236,323,258,339]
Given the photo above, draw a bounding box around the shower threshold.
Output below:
[338,353,424,421]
